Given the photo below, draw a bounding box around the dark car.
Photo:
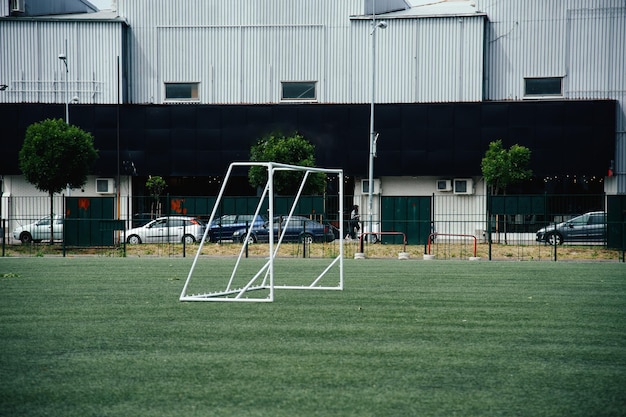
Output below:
[536,211,606,245]
[231,215,335,244]
[208,214,267,242]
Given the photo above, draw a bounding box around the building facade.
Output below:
[0,0,624,241]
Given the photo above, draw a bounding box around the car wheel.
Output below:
[547,232,563,245]
[300,233,314,244]
[182,234,196,244]
[127,234,142,244]
[240,234,256,244]
[19,232,33,244]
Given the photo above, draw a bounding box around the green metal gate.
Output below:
[65,197,116,246]
[381,196,432,245]
[607,195,626,250]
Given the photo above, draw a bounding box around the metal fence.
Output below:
[1,193,625,261]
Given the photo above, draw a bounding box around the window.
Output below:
[524,77,562,97]
[589,213,606,225]
[152,219,167,228]
[96,178,114,194]
[165,83,199,101]
[281,81,317,101]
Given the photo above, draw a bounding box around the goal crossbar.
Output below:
[179,162,344,302]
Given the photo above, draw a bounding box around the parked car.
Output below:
[13,215,64,243]
[125,216,206,244]
[232,215,335,244]
[208,214,267,242]
[536,211,606,245]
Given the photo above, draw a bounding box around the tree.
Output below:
[146,175,167,217]
[248,132,326,195]
[481,140,532,243]
[19,118,98,243]
[481,140,532,195]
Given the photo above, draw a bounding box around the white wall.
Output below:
[352,176,488,238]
[1,175,132,243]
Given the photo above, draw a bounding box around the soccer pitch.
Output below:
[0,257,624,417]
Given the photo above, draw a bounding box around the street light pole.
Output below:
[58,39,68,124]
[59,40,71,196]
[368,9,386,243]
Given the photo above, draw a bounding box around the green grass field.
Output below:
[1,257,625,417]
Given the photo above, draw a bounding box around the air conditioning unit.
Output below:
[453,178,474,195]
[96,178,115,194]
[10,0,24,12]
[436,179,452,192]
[360,179,381,195]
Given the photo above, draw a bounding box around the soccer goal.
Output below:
[179,162,344,302]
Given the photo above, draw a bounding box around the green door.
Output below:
[607,195,626,250]
[381,196,432,245]
[65,197,116,246]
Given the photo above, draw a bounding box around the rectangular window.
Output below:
[165,83,199,101]
[281,81,317,101]
[524,77,562,97]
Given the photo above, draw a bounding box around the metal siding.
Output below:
[482,0,625,101]
[240,25,325,103]
[375,16,484,103]
[121,0,484,104]
[122,0,362,104]
[0,19,123,104]
[342,15,484,104]
[479,0,625,192]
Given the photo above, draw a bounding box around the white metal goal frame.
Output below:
[179,162,344,302]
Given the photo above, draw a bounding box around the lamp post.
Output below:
[58,40,69,124]
[58,41,78,196]
[367,12,387,243]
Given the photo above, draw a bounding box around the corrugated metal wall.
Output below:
[0,19,124,104]
[479,0,625,192]
[120,0,484,105]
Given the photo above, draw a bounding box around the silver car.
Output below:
[125,216,205,244]
[13,215,64,243]
[536,211,606,245]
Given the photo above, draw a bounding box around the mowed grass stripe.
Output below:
[0,258,624,417]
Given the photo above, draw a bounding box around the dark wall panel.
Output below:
[0,101,615,179]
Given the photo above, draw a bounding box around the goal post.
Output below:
[179,162,344,302]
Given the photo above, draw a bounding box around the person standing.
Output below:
[349,205,360,239]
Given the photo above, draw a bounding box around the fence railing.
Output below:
[1,193,624,261]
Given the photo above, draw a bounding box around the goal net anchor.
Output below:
[179,162,345,302]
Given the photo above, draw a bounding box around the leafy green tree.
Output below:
[481,140,532,243]
[19,118,98,243]
[146,175,167,217]
[248,132,326,195]
[481,140,532,195]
